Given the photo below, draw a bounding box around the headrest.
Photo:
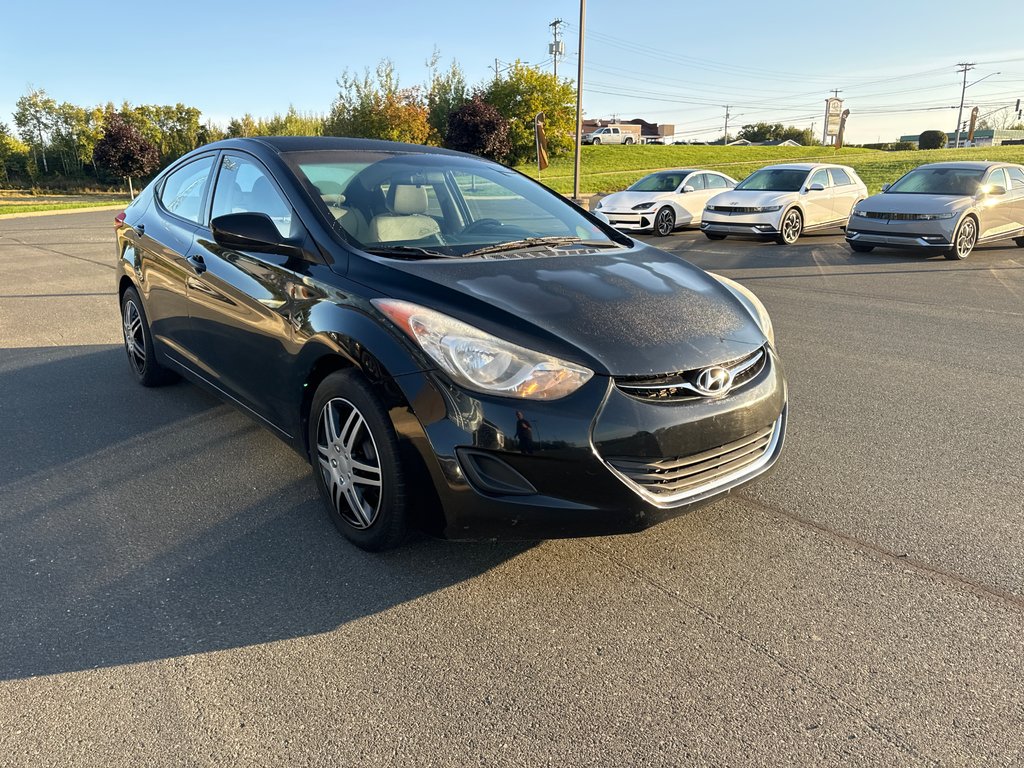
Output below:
[391,184,428,215]
[315,180,343,195]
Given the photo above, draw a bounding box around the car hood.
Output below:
[348,243,766,376]
[706,190,794,208]
[856,193,971,214]
[598,191,671,210]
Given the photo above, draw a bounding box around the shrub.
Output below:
[918,130,948,150]
[443,96,511,162]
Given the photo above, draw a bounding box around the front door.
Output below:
[802,168,835,227]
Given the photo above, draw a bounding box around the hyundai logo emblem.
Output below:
[694,366,733,397]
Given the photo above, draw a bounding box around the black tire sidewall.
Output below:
[308,369,408,551]
[120,286,169,387]
[654,207,675,236]
[777,208,802,245]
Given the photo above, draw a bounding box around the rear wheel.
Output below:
[623,137,634,145]
[1014,237,1024,247]
[704,232,727,241]
[309,370,409,551]
[120,286,175,387]
[946,216,977,260]
[849,243,875,253]
[653,206,676,236]
[775,209,803,245]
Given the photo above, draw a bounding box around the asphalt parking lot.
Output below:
[1,209,1022,766]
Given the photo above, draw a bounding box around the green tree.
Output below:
[482,61,576,164]
[325,59,430,144]
[737,122,818,145]
[0,123,31,185]
[918,130,948,150]
[425,52,468,145]
[14,87,58,174]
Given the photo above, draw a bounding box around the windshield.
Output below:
[886,168,985,196]
[735,168,808,192]
[286,150,616,257]
[627,172,691,193]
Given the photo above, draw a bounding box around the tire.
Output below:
[1014,237,1024,248]
[623,137,634,145]
[850,243,874,253]
[946,216,977,260]
[120,286,175,387]
[775,208,803,245]
[653,206,676,237]
[309,370,409,551]
[704,232,727,241]
[591,137,601,145]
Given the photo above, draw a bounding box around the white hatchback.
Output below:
[700,163,867,245]
[594,169,738,236]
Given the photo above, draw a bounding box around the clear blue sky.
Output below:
[2,0,1022,144]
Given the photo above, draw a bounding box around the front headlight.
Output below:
[705,273,775,347]
[911,212,957,221]
[372,299,594,400]
[631,202,655,210]
[750,205,782,213]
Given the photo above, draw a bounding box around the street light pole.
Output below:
[954,63,975,149]
[572,0,586,203]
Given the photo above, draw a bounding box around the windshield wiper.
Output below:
[363,245,459,259]
[462,237,619,258]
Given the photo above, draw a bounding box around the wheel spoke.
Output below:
[323,403,339,444]
[340,410,363,452]
[343,485,370,527]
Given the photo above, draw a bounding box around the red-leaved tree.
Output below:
[443,95,511,162]
[94,115,159,197]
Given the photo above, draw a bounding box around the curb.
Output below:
[0,204,127,220]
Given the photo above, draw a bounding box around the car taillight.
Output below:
[114,211,126,230]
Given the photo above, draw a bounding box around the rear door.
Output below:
[802,168,835,227]
[135,153,216,365]
[828,167,861,221]
[1004,165,1024,234]
[184,152,307,431]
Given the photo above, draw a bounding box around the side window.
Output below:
[211,154,294,238]
[686,174,706,191]
[809,169,830,189]
[1006,167,1024,189]
[159,156,215,224]
[830,168,853,186]
[987,168,1008,192]
[705,174,729,189]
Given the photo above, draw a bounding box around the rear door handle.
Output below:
[187,254,207,274]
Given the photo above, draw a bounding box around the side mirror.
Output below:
[987,185,1007,196]
[806,182,826,192]
[681,185,695,193]
[211,212,304,258]
[881,183,891,192]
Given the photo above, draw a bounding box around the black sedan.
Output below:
[115,137,786,550]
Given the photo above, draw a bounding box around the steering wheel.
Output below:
[461,218,504,235]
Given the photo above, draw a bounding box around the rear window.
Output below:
[830,168,853,186]
[159,156,215,223]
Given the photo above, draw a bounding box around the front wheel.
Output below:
[120,286,175,387]
[1014,236,1024,248]
[309,370,410,551]
[775,209,803,245]
[946,217,977,260]
[591,137,601,145]
[849,243,875,253]
[653,206,676,236]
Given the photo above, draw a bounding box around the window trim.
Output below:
[155,151,219,227]
[828,167,853,187]
[808,169,831,189]
[986,167,1009,191]
[207,149,297,235]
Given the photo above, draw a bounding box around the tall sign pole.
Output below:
[572,0,586,203]
[953,63,975,149]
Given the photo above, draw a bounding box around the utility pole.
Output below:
[954,62,975,149]
[572,0,586,203]
[723,106,730,144]
[549,18,564,79]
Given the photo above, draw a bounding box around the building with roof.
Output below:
[898,129,1024,148]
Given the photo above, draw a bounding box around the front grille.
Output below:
[605,421,778,502]
[615,346,767,401]
[706,206,769,214]
[859,212,934,221]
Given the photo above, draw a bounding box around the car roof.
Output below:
[202,135,469,157]
[914,161,1016,170]
[759,163,850,171]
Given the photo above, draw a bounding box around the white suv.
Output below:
[700,163,868,245]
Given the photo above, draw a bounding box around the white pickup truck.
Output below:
[581,125,641,145]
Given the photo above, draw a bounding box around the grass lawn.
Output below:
[516,145,1024,195]
[0,192,129,216]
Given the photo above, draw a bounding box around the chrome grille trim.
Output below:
[600,416,785,507]
[615,347,767,401]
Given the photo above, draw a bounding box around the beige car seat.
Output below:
[369,184,441,243]
[315,181,369,241]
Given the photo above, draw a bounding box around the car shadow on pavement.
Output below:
[0,345,533,680]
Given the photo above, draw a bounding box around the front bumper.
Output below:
[845,217,956,249]
[389,347,787,540]
[700,211,783,238]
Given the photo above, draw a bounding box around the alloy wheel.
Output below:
[655,207,675,236]
[780,210,802,244]
[316,398,383,530]
[122,299,146,374]
[955,218,977,259]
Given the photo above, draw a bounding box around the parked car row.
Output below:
[596,161,1024,259]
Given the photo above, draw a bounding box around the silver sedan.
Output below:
[846,161,1024,260]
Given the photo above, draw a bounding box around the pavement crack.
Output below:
[583,537,941,767]
[736,493,1024,615]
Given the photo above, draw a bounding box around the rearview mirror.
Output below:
[682,185,695,193]
[211,213,304,258]
[806,182,826,192]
